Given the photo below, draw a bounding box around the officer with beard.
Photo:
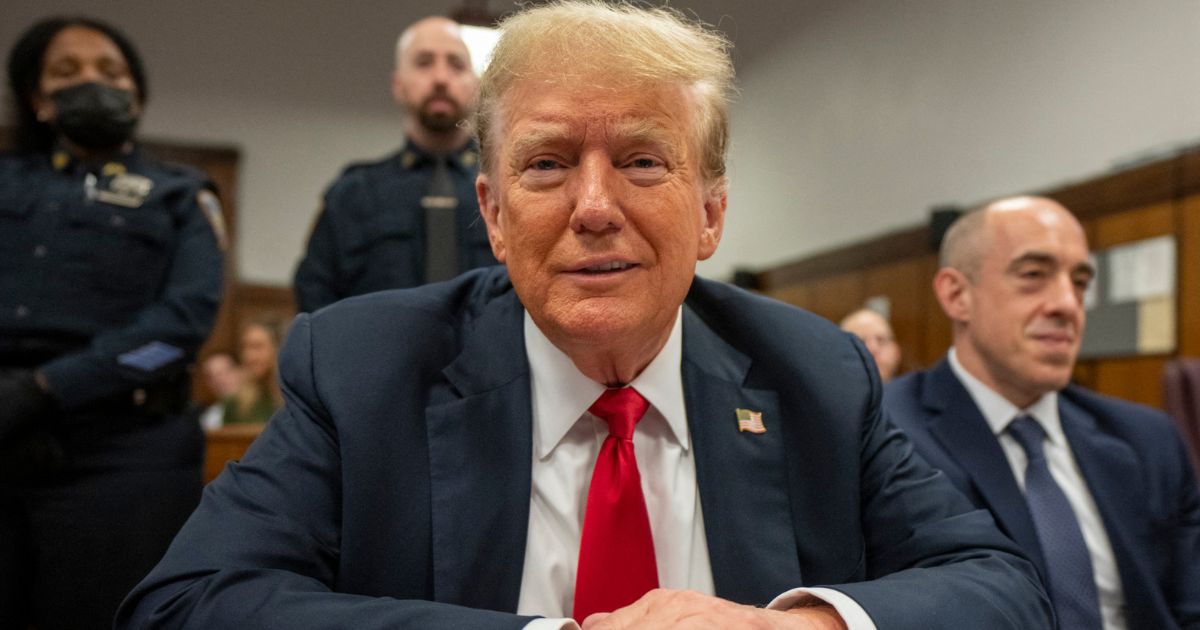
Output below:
[293,16,494,313]
[0,16,224,630]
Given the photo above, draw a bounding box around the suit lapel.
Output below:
[426,291,532,612]
[921,361,1047,574]
[681,308,801,605]
[1059,394,1161,621]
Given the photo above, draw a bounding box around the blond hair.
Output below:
[474,0,735,182]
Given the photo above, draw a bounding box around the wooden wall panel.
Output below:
[1178,194,1200,356]
[807,271,865,324]
[1090,202,1173,248]
[918,256,953,368]
[1092,356,1167,409]
[765,284,813,311]
[864,257,928,375]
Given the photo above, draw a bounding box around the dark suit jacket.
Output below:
[118,268,1050,629]
[885,359,1200,630]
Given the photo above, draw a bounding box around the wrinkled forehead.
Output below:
[493,77,698,145]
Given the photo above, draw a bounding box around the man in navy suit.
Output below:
[885,196,1200,630]
[118,3,1051,629]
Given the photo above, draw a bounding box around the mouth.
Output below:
[565,259,640,279]
[1030,333,1075,350]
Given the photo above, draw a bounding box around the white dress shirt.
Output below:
[517,309,875,629]
[948,349,1126,630]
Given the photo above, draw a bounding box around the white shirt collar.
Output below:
[947,348,1065,446]
[524,308,689,460]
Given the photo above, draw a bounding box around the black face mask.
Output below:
[50,82,139,150]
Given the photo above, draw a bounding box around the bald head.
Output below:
[392,16,478,150]
[395,17,471,69]
[939,196,1080,279]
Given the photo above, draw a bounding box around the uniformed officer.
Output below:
[0,17,224,630]
[292,16,496,313]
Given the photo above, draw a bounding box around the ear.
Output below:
[933,267,972,323]
[696,178,727,261]
[476,173,506,263]
[31,92,52,122]
[390,69,405,108]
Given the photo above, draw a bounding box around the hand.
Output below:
[581,589,848,630]
[0,369,53,443]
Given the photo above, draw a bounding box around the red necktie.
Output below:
[572,387,659,623]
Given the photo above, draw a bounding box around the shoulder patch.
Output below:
[197,189,229,251]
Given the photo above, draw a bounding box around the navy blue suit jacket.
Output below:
[118,269,1050,629]
[885,359,1200,630]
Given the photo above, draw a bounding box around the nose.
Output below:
[568,154,624,234]
[431,59,451,86]
[1044,272,1084,319]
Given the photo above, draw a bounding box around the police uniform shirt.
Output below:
[292,139,496,313]
[0,146,225,412]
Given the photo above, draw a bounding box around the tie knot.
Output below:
[1008,415,1047,461]
[589,387,649,440]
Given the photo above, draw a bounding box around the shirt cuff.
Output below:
[767,587,877,630]
[522,617,579,630]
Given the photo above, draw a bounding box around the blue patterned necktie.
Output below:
[1008,414,1103,630]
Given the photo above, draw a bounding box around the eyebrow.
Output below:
[1008,251,1096,277]
[506,120,575,162]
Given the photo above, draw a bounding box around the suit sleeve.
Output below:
[1166,429,1200,627]
[826,340,1054,630]
[115,314,535,630]
[39,183,224,409]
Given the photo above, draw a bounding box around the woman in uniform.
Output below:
[0,17,224,630]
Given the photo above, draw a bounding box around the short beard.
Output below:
[418,108,463,134]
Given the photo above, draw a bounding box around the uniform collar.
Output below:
[49,141,136,175]
[397,137,479,172]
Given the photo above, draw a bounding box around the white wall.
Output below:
[710,0,1200,278]
[4,1,1199,285]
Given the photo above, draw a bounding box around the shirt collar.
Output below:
[525,308,689,460]
[947,348,1064,446]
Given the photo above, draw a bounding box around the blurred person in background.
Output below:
[0,16,224,630]
[221,316,286,425]
[197,352,242,430]
[840,308,901,383]
[293,16,495,313]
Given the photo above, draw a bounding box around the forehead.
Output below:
[498,80,694,144]
[44,26,124,64]
[984,204,1089,266]
[399,22,469,63]
[844,312,890,336]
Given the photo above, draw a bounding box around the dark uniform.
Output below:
[293,139,496,313]
[0,146,224,630]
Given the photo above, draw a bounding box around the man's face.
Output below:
[477,81,725,353]
[946,200,1094,406]
[392,20,477,134]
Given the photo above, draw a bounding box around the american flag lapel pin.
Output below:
[735,408,766,434]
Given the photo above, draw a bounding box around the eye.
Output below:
[530,159,560,171]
